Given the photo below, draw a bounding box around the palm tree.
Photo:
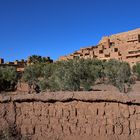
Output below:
[27,55,53,65]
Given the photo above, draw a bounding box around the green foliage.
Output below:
[89,59,106,83]
[45,58,99,91]
[51,60,80,91]
[0,128,14,140]
[40,63,57,91]
[132,63,140,80]
[22,64,43,93]
[23,64,42,84]
[105,59,131,92]
[0,66,18,92]
[43,63,55,79]
[38,80,49,92]
[22,58,132,93]
[77,58,97,91]
[28,55,53,64]
[0,124,22,140]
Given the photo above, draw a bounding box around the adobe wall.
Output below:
[59,28,140,66]
[1,92,140,140]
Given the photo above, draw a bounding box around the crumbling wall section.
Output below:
[0,92,140,140]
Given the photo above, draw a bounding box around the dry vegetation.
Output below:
[1,55,140,94]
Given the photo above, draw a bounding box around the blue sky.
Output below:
[0,0,140,62]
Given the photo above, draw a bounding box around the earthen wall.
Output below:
[0,92,140,140]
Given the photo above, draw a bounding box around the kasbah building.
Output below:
[0,28,140,72]
[59,28,140,67]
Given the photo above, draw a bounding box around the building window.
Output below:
[138,35,140,42]
[118,51,121,56]
[114,48,118,52]
[74,56,80,59]
[105,54,110,57]
[99,50,103,54]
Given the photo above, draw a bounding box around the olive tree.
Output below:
[132,63,140,80]
[105,59,131,92]
[22,64,43,93]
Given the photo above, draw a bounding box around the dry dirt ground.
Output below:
[129,81,140,94]
[3,81,140,95]
[92,81,140,95]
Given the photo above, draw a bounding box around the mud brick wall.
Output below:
[1,92,140,140]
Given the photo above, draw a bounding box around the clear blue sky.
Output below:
[0,0,140,62]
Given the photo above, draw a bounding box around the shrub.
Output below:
[22,58,133,93]
[105,59,131,92]
[0,124,24,140]
[22,64,43,93]
[52,60,81,91]
[0,66,18,92]
[39,63,57,92]
[38,79,49,92]
[132,63,140,80]
[50,58,98,91]
[77,58,97,90]
[0,127,30,140]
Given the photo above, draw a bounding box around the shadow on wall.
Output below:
[0,124,28,140]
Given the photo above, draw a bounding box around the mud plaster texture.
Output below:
[1,91,140,140]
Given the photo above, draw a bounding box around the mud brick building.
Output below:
[59,28,140,66]
[0,58,27,72]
